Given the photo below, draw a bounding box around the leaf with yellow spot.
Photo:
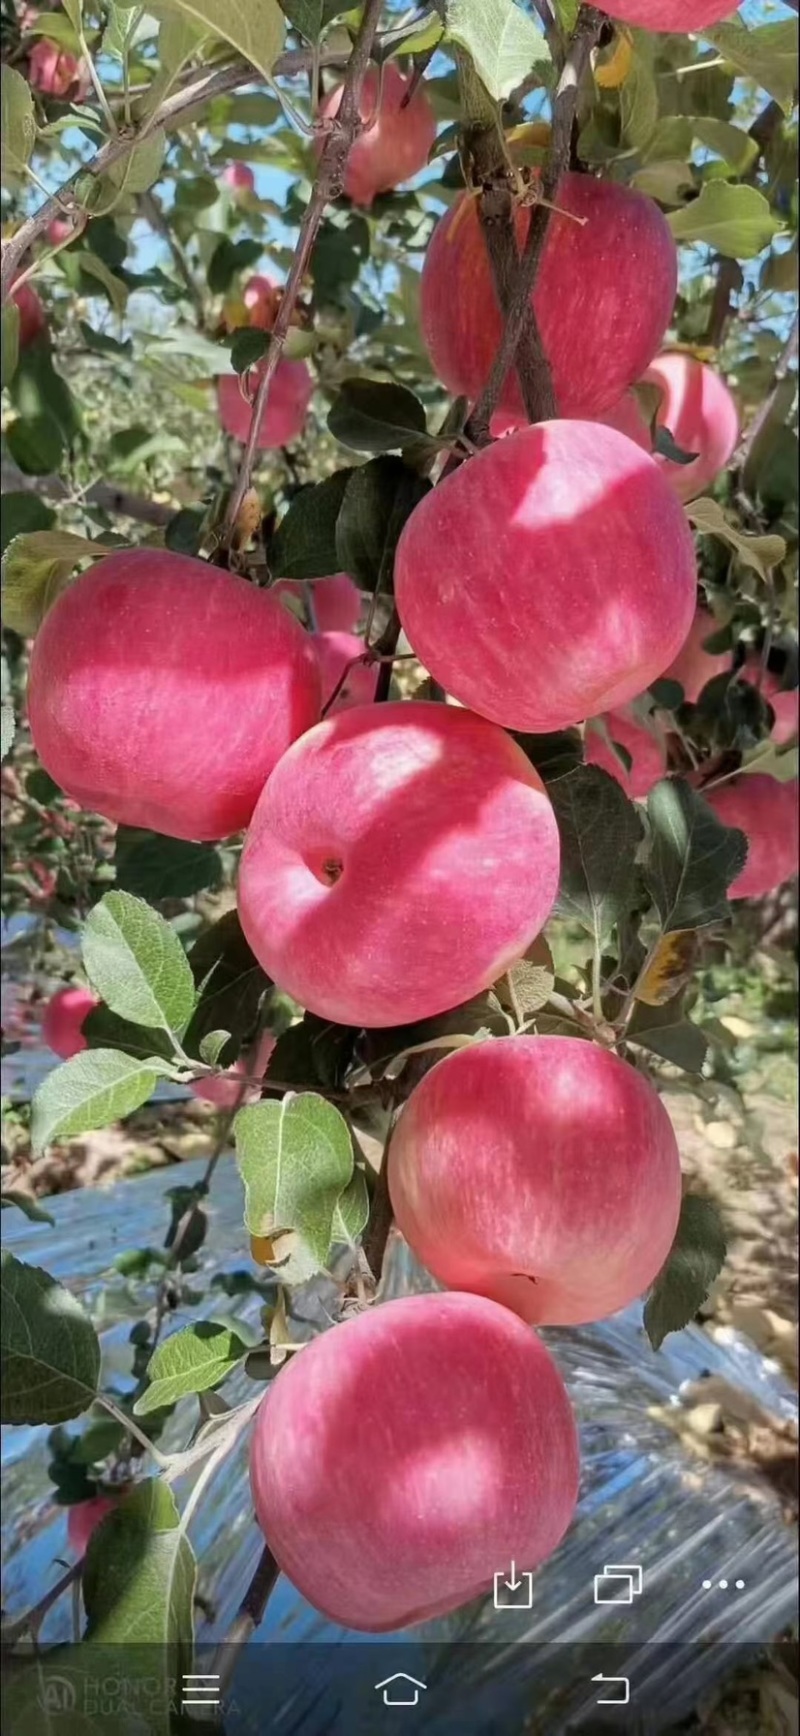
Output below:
[593,27,633,90]
[636,931,700,1006]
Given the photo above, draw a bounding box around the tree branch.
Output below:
[468,6,602,441]
[222,0,386,541]
[1,459,174,527]
[737,310,799,471]
[213,1542,281,1689]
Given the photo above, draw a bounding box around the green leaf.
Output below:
[107,134,166,197]
[511,728,584,783]
[0,493,56,558]
[312,210,371,304]
[385,11,444,57]
[327,378,430,454]
[2,299,20,387]
[631,159,696,207]
[626,1000,708,1073]
[335,457,431,594]
[333,1168,370,1244]
[1,65,36,185]
[446,0,549,101]
[1,1252,100,1424]
[668,183,782,259]
[207,235,263,294]
[699,18,798,116]
[0,1189,56,1226]
[269,468,355,580]
[496,935,555,1018]
[83,1479,196,1655]
[644,778,747,935]
[155,0,285,80]
[199,1029,231,1064]
[644,1195,726,1350]
[620,51,659,154]
[235,1092,356,1269]
[1,530,107,635]
[229,327,270,375]
[185,909,270,1063]
[31,1049,168,1154]
[550,766,642,947]
[75,251,130,315]
[358,991,509,1080]
[114,830,223,901]
[6,415,64,477]
[690,117,759,176]
[78,319,133,358]
[134,1321,251,1415]
[82,1003,175,1063]
[25,12,83,51]
[82,890,196,1033]
[103,0,141,56]
[158,9,209,72]
[686,497,786,583]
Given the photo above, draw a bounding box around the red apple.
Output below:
[271,573,361,633]
[28,39,89,100]
[596,0,739,33]
[318,63,437,208]
[238,700,560,1028]
[643,352,739,502]
[420,176,677,421]
[66,1494,118,1557]
[11,277,46,347]
[222,162,255,196]
[741,659,799,747]
[592,391,652,450]
[41,985,99,1059]
[28,550,321,840]
[661,606,731,704]
[394,421,697,733]
[313,631,378,713]
[389,1035,683,1326]
[584,708,667,797]
[703,775,798,900]
[249,1290,579,1631]
[217,359,313,450]
[190,1030,276,1107]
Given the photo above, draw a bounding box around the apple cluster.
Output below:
[25,48,797,1635]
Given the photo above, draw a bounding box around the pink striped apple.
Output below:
[394,421,697,733]
[41,986,99,1059]
[249,1291,580,1631]
[389,1035,683,1326]
[11,277,46,347]
[313,632,378,713]
[598,0,738,34]
[584,709,667,797]
[238,701,560,1028]
[661,606,731,703]
[271,573,361,633]
[644,352,739,502]
[318,64,437,208]
[704,775,798,899]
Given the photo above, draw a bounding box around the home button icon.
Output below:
[374,1673,428,1708]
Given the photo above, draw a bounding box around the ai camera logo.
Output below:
[38,1676,77,1714]
[593,1563,644,1605]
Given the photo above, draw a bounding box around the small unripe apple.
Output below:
[271,573,361,634]
[595,0,739,34]
[28,550,321,840]
[66,1494,118,1557]
[28,39,88,100]
[584,708,666,797]
[12,277,47,348]
[644,352,739,502]
[704,775,798,900]
[238,700,561,1028]
[395,421,697,733]
[249,1290,580,1631]
[741,659,799,747]
[661,606,731,703]
[217,359,313,450]
[420,175,677,421]
[313,632,378,713]
[190,1031,276,1107]
[222,162,255,197]
[389,1035,683,1326]
[41,985,99,1059]
[318,64,437,208]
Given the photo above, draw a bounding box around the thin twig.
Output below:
[213,1543,281,1687]
[139,189,205,324]
[737,311,798,471]
[1,1562,81,1650]
[223,0,386,540]
[1,459,174,528]
[468,6,602,441]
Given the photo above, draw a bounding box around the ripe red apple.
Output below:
[596,0,738,33]
[28,550,321,840]
[394,421,697,733]
[703,775,798,899]
[190,1031,276,1107]
[389,1035,683,1326]
[11,276,46,347]
[584,708,666,797]
[41,985,99,1059]
[661,605,731,704]
[313,631,378,713]
[741,659,799,746]
[66,1494,118,1557]
[592,391,652,450]
[643,352,739,502]
[238,700,560,1028]
[217,359,313,450]
[318,63,437,208]
[271,573,361,633]
[249,1290,579,1631]
[222,162,255,196]
[222,274,280,334]
[28,39,89,100]
[420,176,677,421]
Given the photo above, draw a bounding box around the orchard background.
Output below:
[0,0,798,1724]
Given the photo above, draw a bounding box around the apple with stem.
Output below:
[643,352,739,502]
[318,64,437,208]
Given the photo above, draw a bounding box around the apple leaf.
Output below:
[446,0,549,102]
[686,497,786,584]
[82,891,196,1034]
[644,1196,726,1350]
[269,468,355,580]
[550,766,642,947]
[626,999,708,1074]
[335,457,431,593]
[1,1252,101,1423]
[114,830,224,901]
[327,378,431,454]
[698,18,798,116]
[31,1048,173,1154]
[644,779,747,935]
[156,0,285,82]
[1,64,36,185]
[668,183,782,260]
[134,1322,252,1415]
[234,1092,357,1269]
[83,1479,196,1658]
[1,530,108,636]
